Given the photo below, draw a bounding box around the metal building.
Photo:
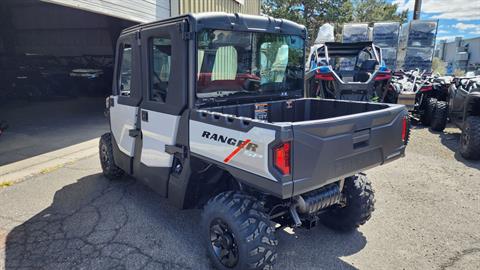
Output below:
[173,0,260,16]
[0,0,261,101]
[435,37,480,74]
[0,0,260,164]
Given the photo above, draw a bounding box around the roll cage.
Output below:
[307,42,384,83]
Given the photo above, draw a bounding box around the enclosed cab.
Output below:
[100,13,409,270]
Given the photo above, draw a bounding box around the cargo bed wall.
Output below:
[206,98,389,123]
[291,103,407,195]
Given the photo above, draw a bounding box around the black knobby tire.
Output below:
[202,191,278,270]
[459,116,480,160]
[420,97,437,126]
[99,133,124,179]
[430,101,448,131]
[321,174,375,232]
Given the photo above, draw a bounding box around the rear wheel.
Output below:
[430,101,448,131]
[321,174,375,232]
[459,116,480,160]
[420,97,437,126]
[99,133,124,179]
[202,191,277,270]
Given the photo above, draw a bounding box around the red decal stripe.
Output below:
[224,139,251,163]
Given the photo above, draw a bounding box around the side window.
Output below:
[150,37,172,102]
[118,43,132,96]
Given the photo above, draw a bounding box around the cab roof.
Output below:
[121,12,306,38]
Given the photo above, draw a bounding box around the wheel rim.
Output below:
[210,218,239,268]
[100,144,109,163]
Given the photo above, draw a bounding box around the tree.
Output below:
[454,69,465,77]
[352,0,408,23]
[262,0,407,45]
[262,0,354,46]
[432,57,446,75]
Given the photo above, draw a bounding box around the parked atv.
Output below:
[100,13,409,269]
[305,42,392,102]
[427,75,452,131]
[391,70,450,129]
[444,76,480,159]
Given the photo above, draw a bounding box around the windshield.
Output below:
[196,29,304,102]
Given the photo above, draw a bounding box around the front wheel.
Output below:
[99,133,124,179]
[459,116,480,160]
[420,97,437,126]
[321,174,375,232]
[430,101,448,131]
[202,191,277,270]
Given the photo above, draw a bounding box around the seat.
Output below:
[271,45,289,82]
[354,59,377,82]
[212,46,238,81]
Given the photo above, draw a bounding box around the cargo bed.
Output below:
[205,98,391,123]
[191,98,408,198]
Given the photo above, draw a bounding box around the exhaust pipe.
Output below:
[289,183,343,227]
[296,183,342,214]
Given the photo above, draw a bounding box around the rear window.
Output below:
[196,29,304,102]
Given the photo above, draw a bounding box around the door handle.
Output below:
[141,110,148,122]
[129,129,140,137]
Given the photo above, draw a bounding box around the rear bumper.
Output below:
[291,145,405,196]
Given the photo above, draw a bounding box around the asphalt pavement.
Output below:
[0,125,479,270]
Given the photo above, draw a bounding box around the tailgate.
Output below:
[291,103,407,196]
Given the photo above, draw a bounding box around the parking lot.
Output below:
[0,124,479,270]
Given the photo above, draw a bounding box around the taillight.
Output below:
[314,73,335,81]
[420,85,433,92]
[402,116,408,143]
[314,66,335,81]
[273,142,291,175]
[374,73,392,81]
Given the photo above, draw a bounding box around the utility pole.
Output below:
[413,0,422,20]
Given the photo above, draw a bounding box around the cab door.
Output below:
[110,34,142,173]
[134,22,188,196]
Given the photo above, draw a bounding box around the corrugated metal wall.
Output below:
[3,0,134,56]
[41,0,171,22]
[177,0,260,15]
[40,0,260,23]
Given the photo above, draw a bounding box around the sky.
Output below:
[389,0,480,41]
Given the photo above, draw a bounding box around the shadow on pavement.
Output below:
[5,173,366,270]
[0,97,108,166]
[276,226,366,270]
[437,130,480,170]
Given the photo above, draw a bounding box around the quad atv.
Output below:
[443,76,480,159]
[391,70,450,130]
[305,42,392,102]
[100,13,409,269]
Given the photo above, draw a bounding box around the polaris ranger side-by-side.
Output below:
[100,13,409,270]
